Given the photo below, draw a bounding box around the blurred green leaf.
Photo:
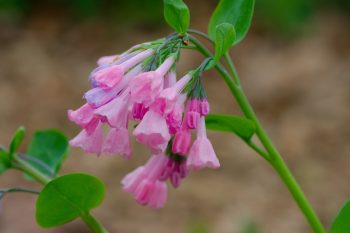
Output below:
[0,149,10,175]
[330,199,350,233]
[208,0,255,45]
[188,223,210,233]
[163,0,190,34]
[214,23,236,62]
[36,173,105,228]
[205,114,255,141]
[240,222,263,233]
[9,126,25,157]
[255,0,314,35]
[26,129,68,178]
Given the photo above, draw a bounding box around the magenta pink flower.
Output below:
[159,157,188,188]
[187,117,220,170]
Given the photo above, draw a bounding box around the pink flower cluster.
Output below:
[68,47,219,208]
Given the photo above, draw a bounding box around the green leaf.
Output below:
[36,173,105,228]
[163,0,190,34]
[26,129,68,178]
[205,114,255,141]
[330,199,350,233]
[208,0,255,45]
[0,149,10,175]
[9,126,25,156]
[214,23,236,62]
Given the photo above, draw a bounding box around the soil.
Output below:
[0,9,350,233]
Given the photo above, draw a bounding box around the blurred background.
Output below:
[0,0,350,232]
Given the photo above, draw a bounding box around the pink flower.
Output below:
[91,49,153,89]
[93,89,130,128]
[68,103,95,128]
[102,127,132,159]
[130,56,175,105]
[172,129,191,155]
[69,121,104,154]
[159,157,188,188]
[133,110,170,153]
[131,102,149,120]
[187,117,220,170]
[85,65,142,108]
[151,74,191,115]
[122,155,168,208]
[186,99,200,129]
[97,54,118,66]
[163,70,177,88]
[199,99,210,116]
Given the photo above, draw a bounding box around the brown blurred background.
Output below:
[0,0,350,232]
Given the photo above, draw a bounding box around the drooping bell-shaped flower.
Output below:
[187,116,220,170]
[133,110,170,153]
[122,155,168,208]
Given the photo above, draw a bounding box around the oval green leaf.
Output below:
[205,114,255,141]
[214,23,236,62]
[9,126,25,156]
[208,0,255,45]
[36,173,105,228]
[26,129,68,178]
[330,199,350,233]
[163,0,190,34]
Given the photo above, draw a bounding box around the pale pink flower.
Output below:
[91,49,153,89]
[133,110,170,153]
[94,89,130,128]
[102,127,131,159]
[187,117,220,170]
[69,121,104,154]
[122,155,168,208]
[85,65,142,108]
[68,103,94,128]
[130,56,175,105]
[151,74,191,115]
[97,55,118,66]
[163,70,177,88]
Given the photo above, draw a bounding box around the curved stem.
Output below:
[12,155,51,185]
[189,34,326,233]
[245,141,270,161]
[188,29,214,44]
[81,211,108,233]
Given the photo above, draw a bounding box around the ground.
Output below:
[0,10,350,233]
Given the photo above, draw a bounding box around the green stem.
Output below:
[81,211,108,233]
[0,187,40,195]
[12,155,51,185]
[189,35,326,233]
[11,155,109,233]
